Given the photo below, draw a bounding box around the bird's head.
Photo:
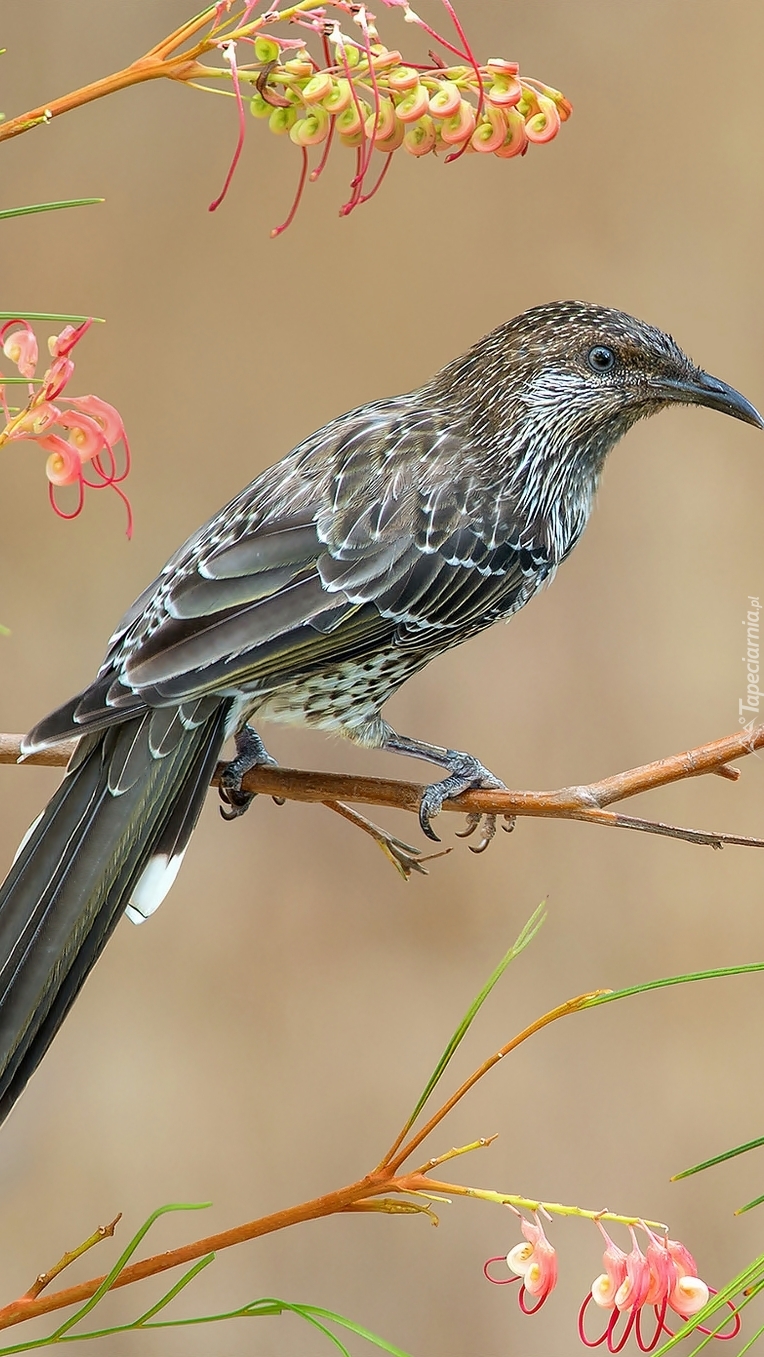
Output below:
[442,301,763,464]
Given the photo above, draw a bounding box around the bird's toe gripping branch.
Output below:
[382,732,508,844]
[218,723,279,820]
[417,751,507,843]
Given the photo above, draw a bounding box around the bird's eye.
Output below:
[587,345,617,373]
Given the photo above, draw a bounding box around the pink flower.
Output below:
[471,107,508,154]
[0,319,132,535]
[428,80,462,119]
[394,83,430,124]
[579,1223,740,1352]
[1,321,38,378]
[41,435,82,486]
[440,98,477,147]
[56,409,107,463]
[524,93,561,144]
[67,393,126,448]
[494,108,528,159]
[484,1213,558,1315]
[403,116,437,157]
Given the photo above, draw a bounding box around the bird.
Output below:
[0,300,761,1126]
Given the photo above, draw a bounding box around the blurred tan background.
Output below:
[1,2,763,1353]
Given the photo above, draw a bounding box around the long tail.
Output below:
[0,701,230,1126]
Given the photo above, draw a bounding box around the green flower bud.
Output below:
[323,78,352,114]
[254,37,280,64]
[250,92,272,119]
[269,105,298,135]
[336,42,360,69]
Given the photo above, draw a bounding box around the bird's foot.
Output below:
[219,724,278,821]
[417,751,506,843]
[456,810,517,854]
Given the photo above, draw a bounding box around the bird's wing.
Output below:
[28,402,547,742]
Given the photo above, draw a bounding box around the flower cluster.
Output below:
[0,319,132,535]
[204,1,570,231]
[485,1214,741,1352]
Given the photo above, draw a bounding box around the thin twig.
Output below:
[23,1216,122,1300]
[2,724,762,850]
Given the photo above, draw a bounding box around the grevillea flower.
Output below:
[485,1211,741,1352]
[578,1222,741,1352]
[484,1212,558,1314]
[200,0,571,232]
[0,319,132,535]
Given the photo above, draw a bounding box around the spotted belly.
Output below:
[249,649,426,747]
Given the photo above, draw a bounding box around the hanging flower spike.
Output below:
[215,4,571,231]
[0,319,132,535]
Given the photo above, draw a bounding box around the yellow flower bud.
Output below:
[290,107,330,146]
[302,72,334,105]
[323,79,351,114]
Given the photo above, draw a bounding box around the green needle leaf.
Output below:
[672,1134,764,1182]
[401,901,546,1134]
[736,1191,764,1217]
[297,1305,414,1356]
[0,198,104,221]
[288,1306,353,1357]
[0,312,103,323]
[582,961,764,1009]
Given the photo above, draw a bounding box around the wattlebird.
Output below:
[0,301,761,1125]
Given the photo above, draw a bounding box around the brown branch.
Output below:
[2,724,763,851]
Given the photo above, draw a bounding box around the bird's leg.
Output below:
[381,730,506,843]
[219,724,278,821]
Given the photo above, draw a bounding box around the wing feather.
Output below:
[28,401,548,742]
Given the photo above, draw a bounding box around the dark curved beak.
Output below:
[659,371,764,429]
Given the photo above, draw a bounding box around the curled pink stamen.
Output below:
[49,474,85,522]
[693,1292,742,1341]
[635,1296,669,1352]
[483,1255,520,1286]
[579,1292,611,1348]
[518,1284,549,1315]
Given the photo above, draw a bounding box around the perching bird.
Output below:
[0,301,761,1124]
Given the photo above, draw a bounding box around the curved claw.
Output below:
[468,813,498,854]
[418,802,442,842]
[219,786,255,820]
[455,812,482,840]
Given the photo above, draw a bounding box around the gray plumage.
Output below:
[0,300,761,1125]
